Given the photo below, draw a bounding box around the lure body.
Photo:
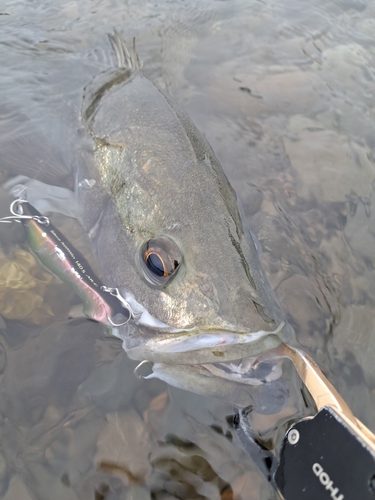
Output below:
[19,202,130,326]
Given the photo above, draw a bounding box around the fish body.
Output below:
[74,34,287,363]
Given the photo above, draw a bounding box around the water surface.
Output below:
[0,0,375,498]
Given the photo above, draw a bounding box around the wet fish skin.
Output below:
[75,35,286,356]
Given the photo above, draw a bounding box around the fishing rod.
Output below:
[2,199,375,499]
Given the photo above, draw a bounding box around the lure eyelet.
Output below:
[141,237,182,287]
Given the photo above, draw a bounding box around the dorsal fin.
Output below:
[82,32,143,127]
[108,30,142,71]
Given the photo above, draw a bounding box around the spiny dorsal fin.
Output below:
[82,32,143,126]
[108,30,142,71]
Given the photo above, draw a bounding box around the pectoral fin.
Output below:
[4,176,78,217]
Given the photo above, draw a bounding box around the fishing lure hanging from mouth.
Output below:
[1,199,134,327]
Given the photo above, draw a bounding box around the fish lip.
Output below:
[136,321,286,354]
[114,318,286,364]
[115,287,287,363]
[140,321,285,353]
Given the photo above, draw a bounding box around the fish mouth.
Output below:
[113,290,286,364]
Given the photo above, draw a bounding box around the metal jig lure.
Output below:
[1,200,134,327]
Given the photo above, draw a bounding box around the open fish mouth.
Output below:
[112,289,286,364]
[109,290,288,407]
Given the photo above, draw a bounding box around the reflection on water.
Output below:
[1,0,375,498]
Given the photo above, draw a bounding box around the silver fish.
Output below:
[3,33,288,372]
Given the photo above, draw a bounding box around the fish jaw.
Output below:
[117,326,285,365]
[112,292,287,364]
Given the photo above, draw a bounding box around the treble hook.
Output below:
[101,286,141,326]
[0,199,50,226]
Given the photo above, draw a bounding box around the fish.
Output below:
[2,32,288,390]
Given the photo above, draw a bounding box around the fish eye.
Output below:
[141,237,182,286]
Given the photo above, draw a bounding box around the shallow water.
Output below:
[1,0,375,498]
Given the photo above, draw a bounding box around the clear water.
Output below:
[0,0,375,498]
